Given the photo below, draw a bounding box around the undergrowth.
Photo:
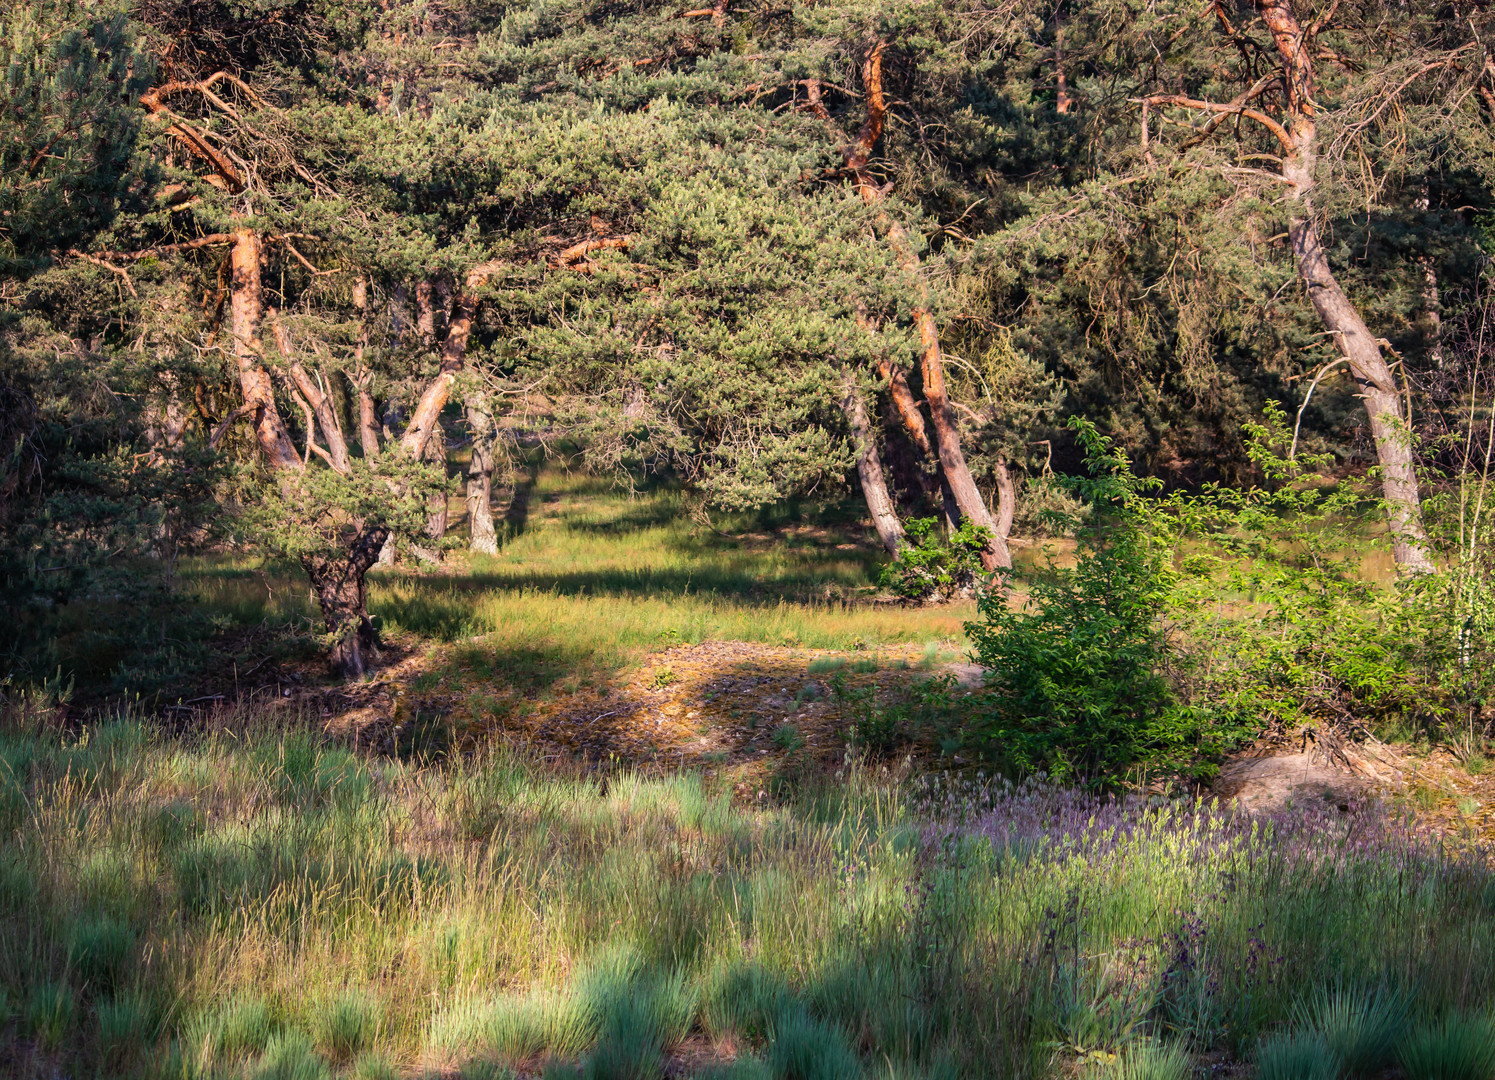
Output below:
[3,714,1495,1078]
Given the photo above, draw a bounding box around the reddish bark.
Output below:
[849,43,1011,570]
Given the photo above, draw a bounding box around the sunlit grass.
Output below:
[183,466,973,689]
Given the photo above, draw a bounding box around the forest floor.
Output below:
[169,460,1494,839]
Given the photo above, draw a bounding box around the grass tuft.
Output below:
[25,980,75,1049]
[1291,984,1408,1077]
[766,1008,862,1080]
[1254,1031,1343,1080]
[1109,1040,1193,1080]
[309,990,379,1062]
[1398,1014,1495,1080]
[254,1030,330,1080]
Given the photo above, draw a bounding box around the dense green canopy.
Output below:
[3,0,1493,677]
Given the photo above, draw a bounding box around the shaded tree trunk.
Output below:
[1255,0,1434,572]
[466,402,499,555]
[301,523,390,680]
[840,378,903,554]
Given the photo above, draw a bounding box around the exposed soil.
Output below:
[198,632,1495,841]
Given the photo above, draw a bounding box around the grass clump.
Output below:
[255,1030,330,1080]
[1398,1014,1495,1080]
[765,1008,862,1080]
[193,992,278,1060]
[1291,985,1408,1077]
[68,913,135,993]
[309,990,379,1062]
[1254,1031,1342,1080]
[25,980,75,1049]
[1107,1040,1193,1080]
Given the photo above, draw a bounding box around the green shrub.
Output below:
[966,419,1236,783]
[1291,985,1408,1078]
[1398,1014,1495,1080]
[1254,1031,1342,1080]
[879,518,992,603]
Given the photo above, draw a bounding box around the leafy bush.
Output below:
[879,518,992,603]
[965,419,1241,783]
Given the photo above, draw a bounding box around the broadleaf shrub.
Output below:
[879,518,992,603]
[964,418,1241,783]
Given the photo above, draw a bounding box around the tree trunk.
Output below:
[400,262,499,459]
[993,457,1017,541]
[228,229,389,676]
[302,523,390,680]
[350,276,382,458]
[840,379,904,554]
[849,43,1011,571]
[230,229,302,471]
[270,312,353,475]
[466,402,499,555]
[1255,0,1434,573]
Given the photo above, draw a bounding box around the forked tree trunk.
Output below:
[1255,0,1434,573]
[840,378,904,554]
[848,43,1011,570]
[466,402,499,555]
[228,229,390,678]
[301,524,390,680]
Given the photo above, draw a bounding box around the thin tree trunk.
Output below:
[841,378,904,554]
[350,276,382,458]
[1255,0,1434,572]
[270,312,353,475]
[848,43,1011,570]
[466,402,499,555]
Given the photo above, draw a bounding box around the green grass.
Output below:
[5,714,1495,1078]
[179,465,971,695]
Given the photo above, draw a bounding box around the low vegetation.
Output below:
[3,715,1495,1080]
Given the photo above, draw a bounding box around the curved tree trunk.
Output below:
[841,378,904,554]
[1255,0,1434,573]
[302,523,390,680]
[849,43,1011,571]
[993,458,1017,541]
